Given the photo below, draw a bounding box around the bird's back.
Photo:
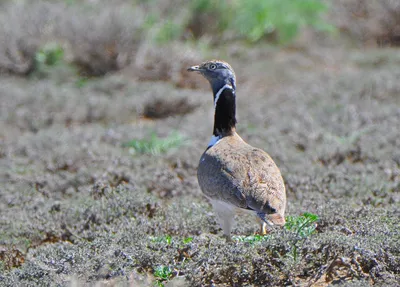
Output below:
[197,133,286,220]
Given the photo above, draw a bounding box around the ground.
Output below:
[0,6,400,286]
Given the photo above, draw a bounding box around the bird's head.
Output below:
[188,60,236,95]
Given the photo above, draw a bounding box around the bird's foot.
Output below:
[223,234,232,242]
[258,222,272,235]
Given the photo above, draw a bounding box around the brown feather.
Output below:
[198,133,286,218]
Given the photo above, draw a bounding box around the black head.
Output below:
[187,60,236,95]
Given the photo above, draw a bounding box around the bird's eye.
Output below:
[209,64,217,70]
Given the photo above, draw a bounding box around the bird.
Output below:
[187,60,286,241]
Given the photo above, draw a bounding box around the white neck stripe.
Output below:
[214,84,233,108]
[207,135,221,148]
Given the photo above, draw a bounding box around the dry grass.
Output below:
[0,2,61,74]
[132,41,203,88]
[0,0,202,83]
[328,0,400,46]
[1,0,398,80]
[55,3,143,76]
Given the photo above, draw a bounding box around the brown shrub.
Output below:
[329,0,400,46]
[0,246,25,270]
[0,2,63,74]
[55,3,144,76]
[132,41,203,88]
[0,0,204,83]
[143,97,199,119]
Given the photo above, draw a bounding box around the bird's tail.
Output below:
[268,213,286,226]
[257,212,286,226]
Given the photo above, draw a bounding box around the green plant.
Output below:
[190,0,233,32]
[285,212,319,261]
[64,0,76,5]
[155,19,185,44]
[154,265,173,286]
[233,234,268,244]
[285,212,319,237]
[34,43,64,69]
[75,77,89,88]
[137,0,334,46]
[182,237,193,244]
[150,235,193,245]
[232,0,334,43]
[122,131,185,155]
[32,42,75,80]
[150,235,172,245]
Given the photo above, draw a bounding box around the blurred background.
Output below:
[1,0,399,286]
[0,0,399,82]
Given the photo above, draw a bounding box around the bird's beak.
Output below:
[187,65,201,72]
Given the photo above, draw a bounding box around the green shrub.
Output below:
[140,0,334,45]
[188,0,233,36]
[150,235,172,245]
[35,43,64,67]
[155,19,185,44]
[122,131,185,155]
[149,235,193,245]
[232,234,268,243]
[182,237,193,244]
[285,212,319,261]
[33,42,65,77]
[232,0,334,43]
[154,265,173,286]
[285,212,319,238]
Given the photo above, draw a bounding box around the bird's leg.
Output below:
[223,233,232,242]
[211,200,235,241]
[256,217,270,235]
[218,212,234,241]
[260,221,268,235]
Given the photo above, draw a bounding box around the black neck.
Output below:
[213,88,237,137]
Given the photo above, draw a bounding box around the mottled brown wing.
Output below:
[197,139,286,215]
[221,146,286,215]
[197,151,249,208]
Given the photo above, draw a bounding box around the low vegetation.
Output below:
[285,213,319,261]
[154,265,173,287]
[122,131,185,155]
[232,0,334,43]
